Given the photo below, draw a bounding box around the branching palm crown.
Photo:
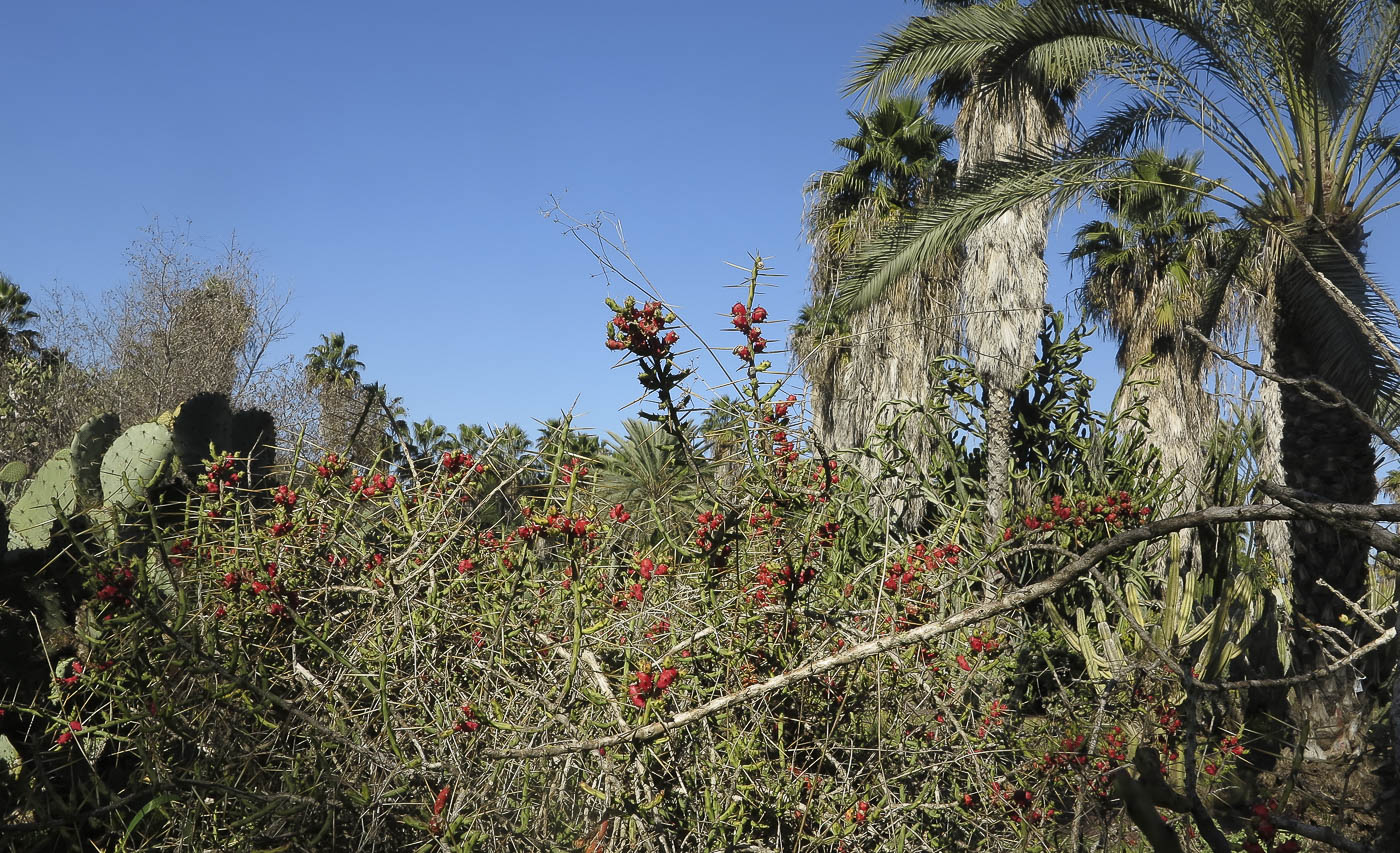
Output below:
[304,332,364,391]
[0,275,41,355]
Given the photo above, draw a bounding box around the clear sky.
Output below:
[3,2,1395,441]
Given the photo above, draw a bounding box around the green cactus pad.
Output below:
[70,413,122,504]
[232,409,277,481]
[101,423,176,511]
[8,449,78,550]
[0,461,27,484]
[172,392,233,479]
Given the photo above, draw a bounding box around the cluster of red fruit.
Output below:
[627,667,679,708]
[1243,802,1299,853]
[1004,491,1152,540]
[604,296,679,359]
[349,472,395,499]
[974,698,1009,739]
[203,453,243,494]
[57,660,85,688]
[218,560,296,618]
[55,719,81,746]
[1036,733,1090,775]
[453,704,480,733]
[438,450,484,477]
[882,543,961,593]
[609,503,631,523]
[694,510,730,561]
[560,458,588,485]
[516,508,594,541]
[314,452,343,478]
[730,302,769,363]
[94,564,137,611]
[843,800,872,823]
[749,562,817,604]
[428,784,451,836]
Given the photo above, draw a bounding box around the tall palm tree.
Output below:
[797,96,960,530]
[844,0,1122,534]
[1069,150,1235,507]
[1070,150,1244,594]
[845,0,1400,756]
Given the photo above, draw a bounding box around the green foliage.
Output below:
[0,289,1339,853]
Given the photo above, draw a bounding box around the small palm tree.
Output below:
[596,419,705,523]
[0,275,41,355]
[304,332,364,390]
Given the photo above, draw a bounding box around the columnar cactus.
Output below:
[1050,558,1262,688]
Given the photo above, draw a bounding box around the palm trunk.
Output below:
[805,269,957,532]
[954,76,1062,543]
[1117,339,1213,571]
[1272,238,1380,759]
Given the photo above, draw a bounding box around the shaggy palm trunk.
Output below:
[954,77,1061,542]
[1117,338,1212,570]
[806,271,957,532]
[1272,235,1380,759]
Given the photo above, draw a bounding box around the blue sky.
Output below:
[3,2,1395,441]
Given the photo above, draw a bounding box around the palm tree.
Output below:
[798,96,960,530]
[304,332,364,390]
[1070,150,1245,595]
[1069,151,1236,508]
[0,275,40,355]
[844,0,1123,534]
[304,333,378,458]
[845,0,1400,756]
[596,419,705,524]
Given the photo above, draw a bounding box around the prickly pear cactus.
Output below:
[70,413,122,505]
[100,423,177,512]
[0,461,27,484]
[172,392,233,479]
[7,449,78,551]
[232,408,277,483]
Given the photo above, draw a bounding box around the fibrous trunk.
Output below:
[1272,239,1380,759]
[805,271,957,532]
[954,77,1061,537]
[1116,340,1213,572]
